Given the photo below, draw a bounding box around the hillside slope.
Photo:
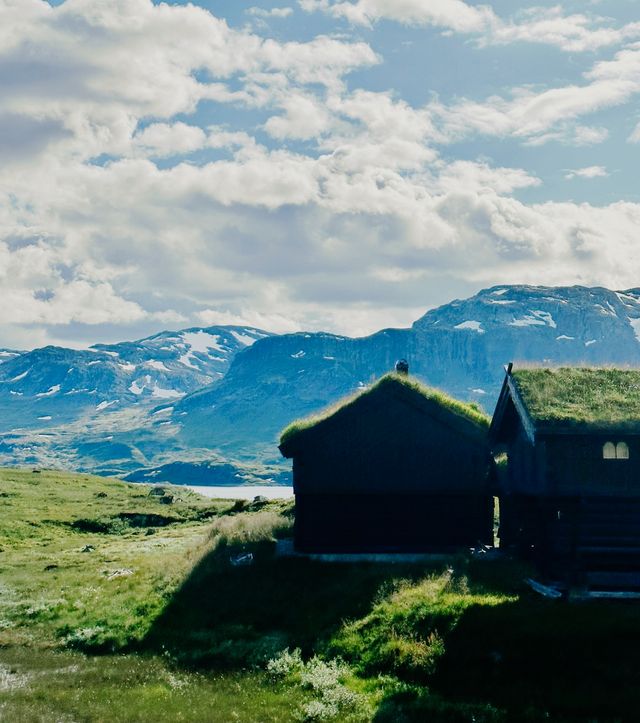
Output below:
[3,467,640,722]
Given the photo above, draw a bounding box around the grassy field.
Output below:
[2,467,640,721]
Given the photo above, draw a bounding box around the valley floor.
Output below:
[1,468,640,721]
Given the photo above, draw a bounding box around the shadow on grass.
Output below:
[141,538,435,669]
[429,596,640,721]
[141,536,640,721]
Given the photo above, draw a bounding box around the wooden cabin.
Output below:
[279,372,493,553]
[491,365,640,589]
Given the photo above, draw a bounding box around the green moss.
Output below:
[280,373,490,447]
[512,367,640,429]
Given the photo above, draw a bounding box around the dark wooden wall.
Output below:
[499,495,640,588]
[545,435,640,497]
[292,388,489,496]
[295,494,494,553]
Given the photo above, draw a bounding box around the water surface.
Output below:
[183,485,293,499]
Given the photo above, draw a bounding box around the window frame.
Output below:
[602,440,630,460]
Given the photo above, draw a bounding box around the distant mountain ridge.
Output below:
[3,285,640,481]
[0,349,23,364]
[0,326,270,432]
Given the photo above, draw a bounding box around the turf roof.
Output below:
[511,368,640,431]
[279,372,489,448]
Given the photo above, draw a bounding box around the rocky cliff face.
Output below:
[408,285,640,401]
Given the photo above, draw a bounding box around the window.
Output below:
[603,441,630,459]
[617,441,630,459]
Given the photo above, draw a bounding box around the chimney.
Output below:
[395,359,409,375]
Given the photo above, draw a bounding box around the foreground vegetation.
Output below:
[2,467,640,721]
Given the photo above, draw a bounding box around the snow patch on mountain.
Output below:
[146,360,169,371]
[182,331,224,354]
[96,400,118,411]
[129,380,144,395]
[454,320,484,333]
[510,310,556,328]
[152,384,180,399]
[36,385,60,397]
[231,330,266,346]
[629,318,640,343]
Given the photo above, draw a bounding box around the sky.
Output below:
[1,0,640,349]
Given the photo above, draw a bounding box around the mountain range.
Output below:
[2,285,640,484]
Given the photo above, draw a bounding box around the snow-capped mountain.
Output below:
[169,286,640,455]
[5,285,640,480]
[0,326,269,432]
[0,349,23,364]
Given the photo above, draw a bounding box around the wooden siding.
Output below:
[294,494,494,553]
[291,387,489,496]
[499,495,640,587]
[544,434,640,497]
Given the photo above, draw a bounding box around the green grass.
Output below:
[280,373,489,447]
[512,367,640,430]
[0,647,305,722]
[0,467,234,651]
[5,467,640,721]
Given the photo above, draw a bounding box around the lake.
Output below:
[183,485,294,499]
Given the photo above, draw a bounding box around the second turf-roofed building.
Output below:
[491,365,640,588]
[279,372,493,553]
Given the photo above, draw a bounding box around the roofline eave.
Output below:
[506,376,536,444]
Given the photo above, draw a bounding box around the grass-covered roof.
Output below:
[511,367,640,432]
[279,372,489,451]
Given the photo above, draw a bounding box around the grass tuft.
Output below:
[208,508,293,548]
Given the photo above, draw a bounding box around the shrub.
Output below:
[266,651,370,721]
[267,647,303,678]
[208,509,292,548]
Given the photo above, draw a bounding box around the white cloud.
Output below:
[301,1,640,52]
[196,308,301,333]
[431,45,640,145]
[247,6,294,18]
[264,93,334,139]
[2,0,640,345]
[0,0,378,165]
[565,166,608,180]
[485,7,640,53]
[433,160,541,195]
[133,123,207,158]
[323,0,494,33]
[628,122,640,143]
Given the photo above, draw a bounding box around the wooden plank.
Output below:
[585,571,640,587]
